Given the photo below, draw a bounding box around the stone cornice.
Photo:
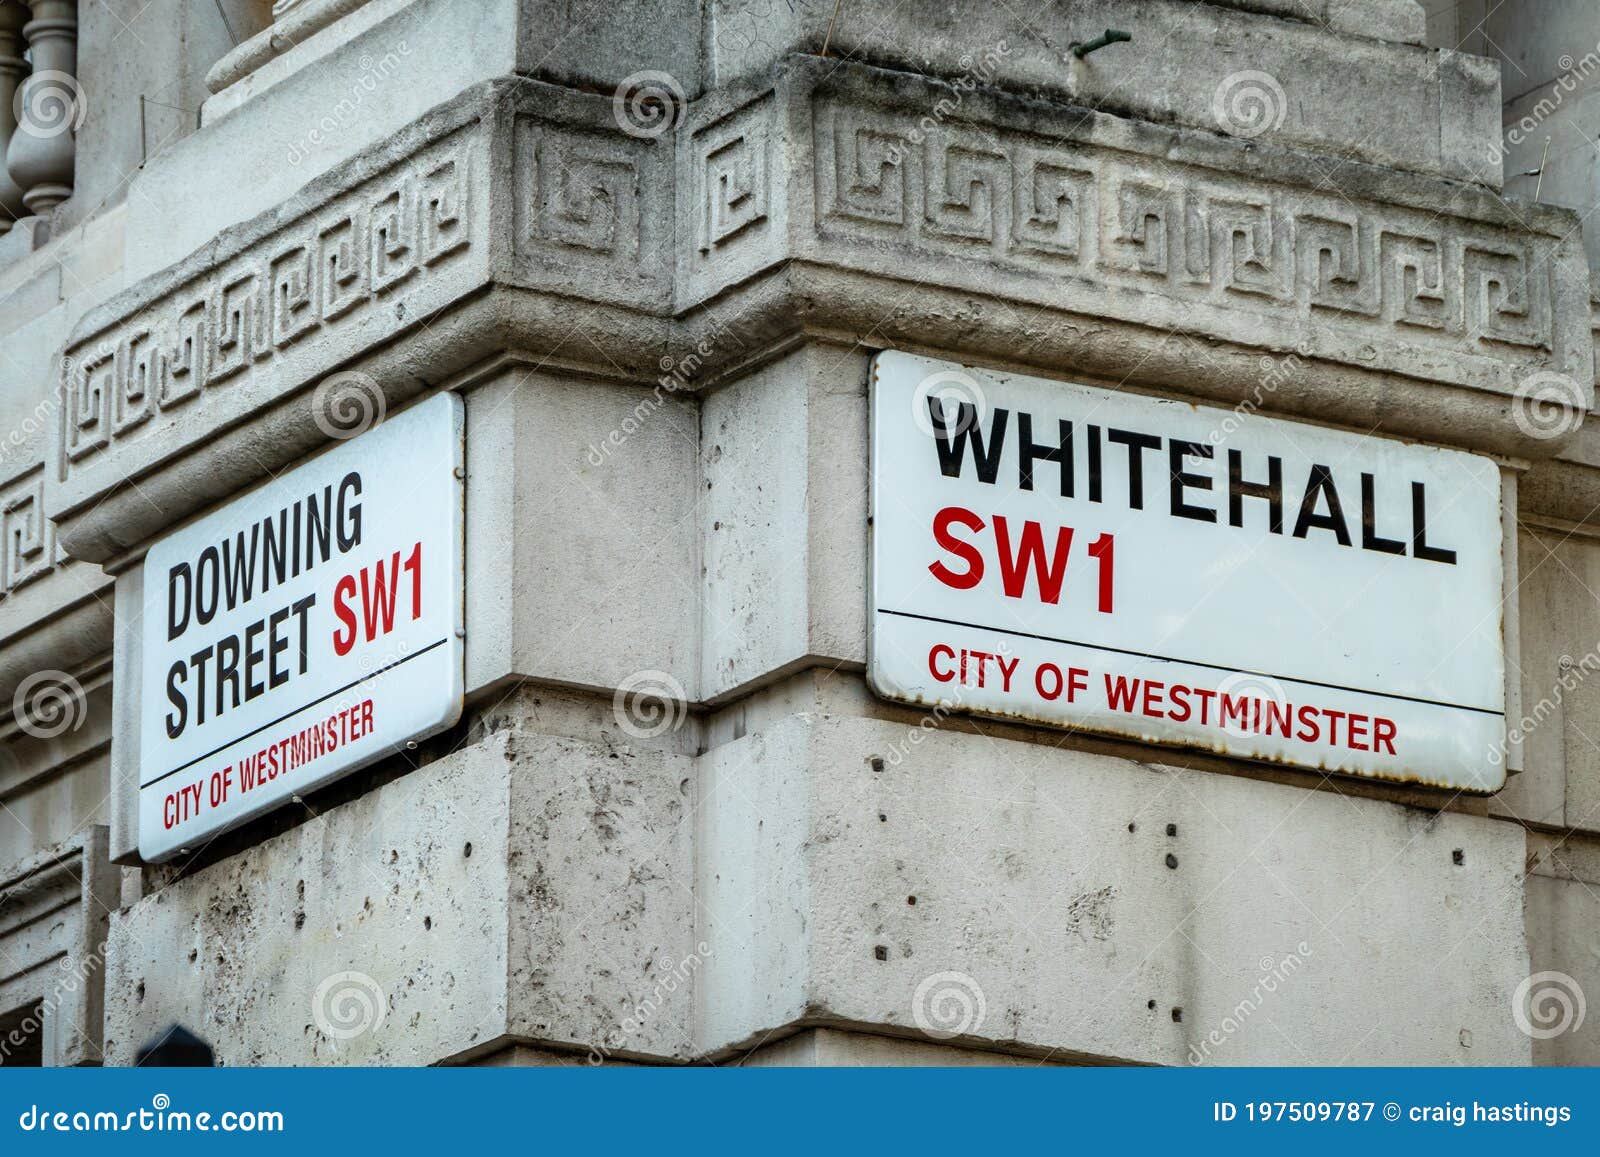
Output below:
[48,59,1592,562]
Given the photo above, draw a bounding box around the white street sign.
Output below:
[138,393,465,861]
[869,351,1507,792]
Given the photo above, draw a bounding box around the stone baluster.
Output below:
[0,1,27,232]
[5,0,77,216]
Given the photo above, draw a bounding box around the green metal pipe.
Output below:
[1070,29,1132,59]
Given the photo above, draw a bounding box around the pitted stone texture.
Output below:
[697,676,1531,1064]
[708,0,1488,182]
[504,725,698,1062]
[104,673,1526,1065]
[103,727,696,1065]
[105,736,514,1065]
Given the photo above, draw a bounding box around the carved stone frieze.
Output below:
[60,139,476,483]
[0,464,56,597]
[798,86,1581,400]
[44,63,1591,563]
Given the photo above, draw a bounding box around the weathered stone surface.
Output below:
[463,372,700,699]
[1208,0,1427,45]
[699,342,867,701]
[104,667,1528,1066]
[698,675,1531,1064]
[104,717,697,1065]
[1525,832,1600,1065]
[709,0,1476,179]
[106,735,515,1065]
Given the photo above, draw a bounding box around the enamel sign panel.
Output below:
[139,393,465,861]
[868,351,1507,791]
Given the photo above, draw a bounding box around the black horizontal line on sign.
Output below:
[876,609,1503,717]
[142,637,451,790]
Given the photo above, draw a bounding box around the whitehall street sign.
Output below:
[868,351,1507,792]
[138,393,465,861]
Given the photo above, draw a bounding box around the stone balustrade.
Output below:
[0,0,77,233]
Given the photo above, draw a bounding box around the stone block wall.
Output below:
[2,0,1599,1068]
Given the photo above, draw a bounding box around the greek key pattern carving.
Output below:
[694,94,772,256]
[814,101,1557,354]
[512,117,670,306]
[60,146,474,479]
[0,465,57,596]
[521,125,642,259]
